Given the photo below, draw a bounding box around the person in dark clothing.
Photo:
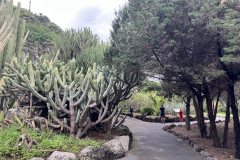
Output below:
[129,106,133,117]
[159,105,165,124]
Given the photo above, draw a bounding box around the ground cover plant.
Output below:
[0,124,104,160]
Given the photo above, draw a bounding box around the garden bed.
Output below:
[170,122,235,160]
[1,124,131,160]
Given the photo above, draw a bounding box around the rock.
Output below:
[30,158,44,160]
[134,115,146,120]
[47,151,77,160]
[200,151,212,157]
[102,137,125,159]
[204,157,218,160]
[177,138,183,142]
[79,146,106,160]
[116,136,130,152]
[182,136,188,140]
[193,144,203,152]
[5,108,27,120]
[80,136,130,160]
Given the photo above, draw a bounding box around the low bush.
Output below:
[0,124,104,160]
[140,107,155,115]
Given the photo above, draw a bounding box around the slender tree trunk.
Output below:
[222,91,230,148]
[185,96,191,130]
[213,91,221,120]
[192,93,208,138]
[203,81,221,147]
[228,83,240,158]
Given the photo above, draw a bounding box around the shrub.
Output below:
[140,107,155,115]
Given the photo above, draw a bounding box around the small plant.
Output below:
[140,106,155,116]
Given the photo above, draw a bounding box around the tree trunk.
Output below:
[213,91,221,121]
[228,83,240,158]
[185,96,191,130]
[222,91,230,148]
[203,81,221,147]
[192,93,208,138]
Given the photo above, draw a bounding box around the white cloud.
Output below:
[14,0,128,41]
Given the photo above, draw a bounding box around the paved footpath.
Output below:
[119,117,205,160]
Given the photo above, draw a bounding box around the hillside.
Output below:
[19,8,63,58]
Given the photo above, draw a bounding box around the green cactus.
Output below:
[2,49,138,138]
[0,1,26,73]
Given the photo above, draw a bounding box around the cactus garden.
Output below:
[0,0,138,159]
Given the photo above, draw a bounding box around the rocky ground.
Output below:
[170,121,236,160]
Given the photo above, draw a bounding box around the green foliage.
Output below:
[119,91,154,112]
[25,22,59,45]
[147,91,166,115]
[164,101,187,115]
[140,81,162,93]
[76,44,107,73]
[140,106,155,116]
[0,124,104,159]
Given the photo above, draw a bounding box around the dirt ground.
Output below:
[171,122,236,160]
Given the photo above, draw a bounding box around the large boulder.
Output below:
[47,151,77,160]
[102,137,125,159]
[79,146,106,160]
[80,136,130,160]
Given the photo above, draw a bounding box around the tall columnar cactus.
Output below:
[2,53,138,138]
[0,0,25,72]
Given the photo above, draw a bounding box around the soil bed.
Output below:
[171,122,235,160]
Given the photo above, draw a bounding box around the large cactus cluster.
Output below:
[2,54,138,138]
[0,0,26,72]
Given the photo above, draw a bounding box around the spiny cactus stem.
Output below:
[23,75,47,101]
[103,77,113,97]
[73,81,89,106]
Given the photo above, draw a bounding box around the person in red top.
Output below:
[179,109,183,122]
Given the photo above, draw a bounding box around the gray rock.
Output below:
[182,136,188,140]
[79,136,130,160]
[6,108,27,120]
[30,158,44,160]
[115,136,130,152]
[79,146,106,160]
[200,151,212,157]
[102,137,125,159]
[193,144,203,152]
[47,151,77,160]
[204,157,218,160]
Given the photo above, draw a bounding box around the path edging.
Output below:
[163,124,218,160]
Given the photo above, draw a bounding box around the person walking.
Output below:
[179,109,183,122]
[159,105,165,124]
[129,106,133,118]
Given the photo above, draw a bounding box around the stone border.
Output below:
[163,125,218,160]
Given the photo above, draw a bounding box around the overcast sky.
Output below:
[14,0,128,41]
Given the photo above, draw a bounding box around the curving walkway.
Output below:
[119,117,205,160]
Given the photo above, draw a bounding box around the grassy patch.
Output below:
[0,124,105,160]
